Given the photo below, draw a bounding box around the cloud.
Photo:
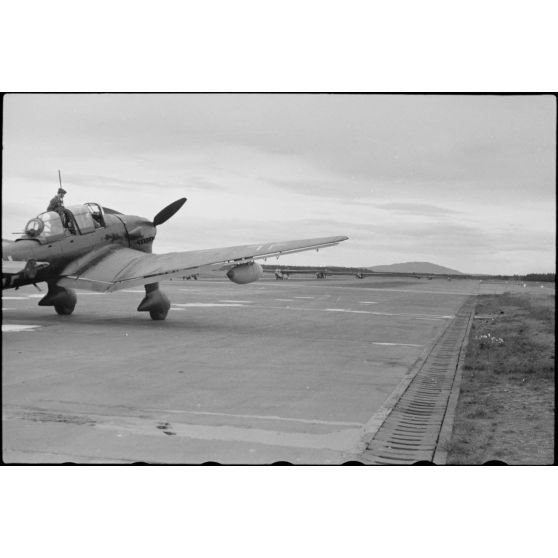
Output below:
[372,202,462,217]
[2,94,555,275]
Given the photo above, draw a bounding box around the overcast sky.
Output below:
[2,94,555,274]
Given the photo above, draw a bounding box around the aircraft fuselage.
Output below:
[2,213,153,290]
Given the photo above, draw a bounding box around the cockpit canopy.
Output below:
[18,203,106,244]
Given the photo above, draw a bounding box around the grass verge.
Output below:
[446,292,554,464]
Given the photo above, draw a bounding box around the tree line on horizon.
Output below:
[490,273,555,282]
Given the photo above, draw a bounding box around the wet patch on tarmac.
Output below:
[20,410,96,426]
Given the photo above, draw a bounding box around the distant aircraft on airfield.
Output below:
[271,268,372,280]
[2,197,348,320]
[268,267,431,280]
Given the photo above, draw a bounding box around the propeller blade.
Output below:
[153,198,187,226]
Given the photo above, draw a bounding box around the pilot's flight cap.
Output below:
[58,188,67,195]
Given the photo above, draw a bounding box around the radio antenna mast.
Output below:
[58,169,63,189]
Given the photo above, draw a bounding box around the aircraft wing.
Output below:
[56,236,348,292]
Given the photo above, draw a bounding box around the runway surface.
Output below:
[3,276,480,463]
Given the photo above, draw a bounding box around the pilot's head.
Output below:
[58,188,67,197]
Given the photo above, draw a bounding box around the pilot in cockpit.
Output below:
[47,188,73,231]
[47,187,66,213]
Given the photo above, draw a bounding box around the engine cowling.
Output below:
[226,261,263,284]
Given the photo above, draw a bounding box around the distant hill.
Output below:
[367,262,464,275]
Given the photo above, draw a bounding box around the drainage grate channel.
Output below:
[360,297,475,464]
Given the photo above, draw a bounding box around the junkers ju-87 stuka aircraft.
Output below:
[2,198,348,320]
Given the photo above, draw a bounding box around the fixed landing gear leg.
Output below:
[38,282,77,316]
[137,282,170,320]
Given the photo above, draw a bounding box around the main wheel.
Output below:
[55,304,75,315]
[149,309,168,320]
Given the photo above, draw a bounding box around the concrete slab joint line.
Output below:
[358,296,475,465]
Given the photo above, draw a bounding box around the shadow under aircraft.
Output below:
[2,198,348,320]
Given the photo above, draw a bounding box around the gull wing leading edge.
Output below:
[56,236,348,292]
